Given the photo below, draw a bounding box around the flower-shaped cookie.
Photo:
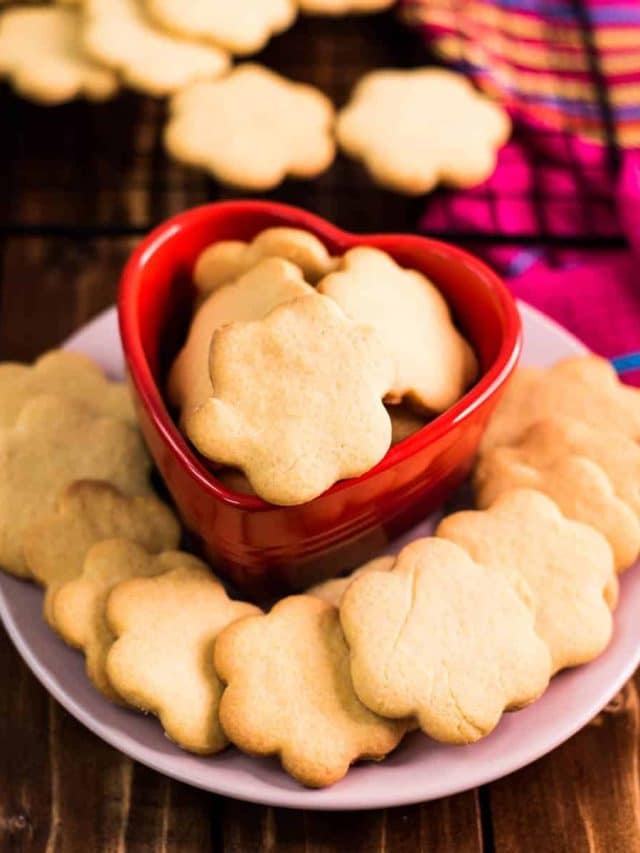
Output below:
[186,294,394,505]
[24,481,180,626]
[194,228,337,297]
[83,0,230,96]
[474,440,640,572]
[145,0,296,55]
[52,541,205,701]
[0,7,118,104]
[168,258,314,419]
[107,565,259,751]
[164,65,336,190]
[480,356,640,453]
[437,489,618,673]
[0,349,134,429]
[0,395,151,577]
[214,595,408,787]
[340,537,551,743]
[318,247,478,413]
[299,0,395,14]
[308,555,395,608]
[336,68,510,194]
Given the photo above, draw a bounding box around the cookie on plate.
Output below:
[318,247,477,413]
[24,480,180,626]
[193,227,337,297]
[0,350,134,429]
[474,442,640,572]
[307,555,395,608]
[144,0,296,55]
[165,65,335,190]
[0,6,118,104]
[0,395,151,578]
[340,537,551,743]
[336,68,510,195]
[215,595,408,787]
[168,258,314,419]
[437,488,618,673]
[480,356,640,452]
[107,564,259,751]
[51,541,204,701]
[185,294,395,505]
[83,0,230,96]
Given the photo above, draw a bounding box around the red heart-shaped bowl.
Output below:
[119,201,521,597]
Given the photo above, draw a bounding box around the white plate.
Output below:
[1,303,639,811]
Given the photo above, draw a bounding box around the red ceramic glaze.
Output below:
[119,201,521,597]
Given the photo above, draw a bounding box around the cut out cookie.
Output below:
[193,227,337,297]
[0,7,118,104]
[83,0,230,96]
[215,595,407,787]
[145,0,296,55]
[299,0,395,14]
[165,65,336,190]
[480,356,640,453]
[0,349,134,429]
[336,68,510,195]
[24,481,180,627]
[437,489,618,673]
[186,294,394,505]
[474,446,640,573]
[318,247,478,413]
[307,555,394,608]
[340,537,551,743]
[168,258,314,419]
[107,564,259,749]
[53,543,207,701]
[0,395,151,578]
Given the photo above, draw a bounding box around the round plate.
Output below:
[1,303,639,811]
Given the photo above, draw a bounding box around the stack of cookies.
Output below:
[0,3,511,192]
[168,226,478,504]
[0,322,637,787]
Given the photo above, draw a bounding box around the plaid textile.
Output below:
[401,0,640,382]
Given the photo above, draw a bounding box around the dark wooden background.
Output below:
[1,11,639,853]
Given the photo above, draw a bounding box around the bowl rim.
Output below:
[118,200,522,512]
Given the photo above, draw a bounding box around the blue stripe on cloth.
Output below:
[612,352,640,374]
[487,0,640,25]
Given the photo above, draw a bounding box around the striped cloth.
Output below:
[401,0,640,383]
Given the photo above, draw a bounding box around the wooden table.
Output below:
[1,11,638,853]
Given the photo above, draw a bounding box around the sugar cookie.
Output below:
[437,489,618,673]
[0,7,118,104]
[52,541,205,700]
[83,0,229,96]
[165,65,335,190]
[145,0,296,55]
[480,356,640,453]
[24,481,180,626]
[186,294,394,505]
[318,247,477,412]
[193,227,336,297]
[0,396,151,578]
[474,446,640,573]
[336,68,510,194]
[168,258,314,419]
[215,595,408,787]
[107,565,259,750]
[299,0,395,14]
[340,537,551,743]
[307,555,394,608]
[0,350,134,429]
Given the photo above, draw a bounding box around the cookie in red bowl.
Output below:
[118,201,521,596]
